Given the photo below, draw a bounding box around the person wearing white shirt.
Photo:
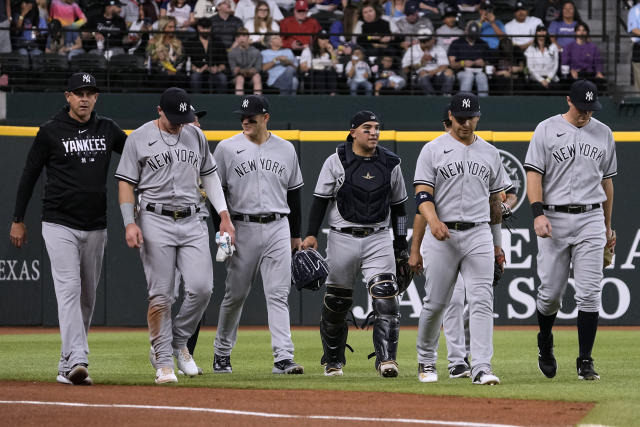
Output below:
[193,0,216,18]
[524,25,559,91]
[402,29,454,95]
[244,0,280,49]
[235,0,283,23]
[505,1,543,51]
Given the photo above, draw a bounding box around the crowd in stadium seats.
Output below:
[0,0,613,94]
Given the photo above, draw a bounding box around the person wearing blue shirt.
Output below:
[262,34,298,95]
[629,0,640,91]
[477,0,504,50]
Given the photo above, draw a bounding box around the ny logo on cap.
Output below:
[585,91,594,101]
[462,99,471,108]
[370,115,375,119]
[242,99,249,108]
[179,102,187,112]
[82,74,91,83]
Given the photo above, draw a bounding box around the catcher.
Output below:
[302,110,410,378]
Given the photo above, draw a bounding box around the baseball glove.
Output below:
[604,230,616,268]
[493,248,506,287]
[501,202,512,220]
[395,248,413,293]
[291,248,329,291]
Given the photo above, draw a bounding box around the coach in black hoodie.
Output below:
[9,73,127,386]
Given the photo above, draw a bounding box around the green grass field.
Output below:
[1,328,638,426]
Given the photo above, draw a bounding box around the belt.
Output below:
[330,226,387,237]
[444,222,483,231]
[543,204,600,214]
[145,203,199,220]
[231,213,286,224]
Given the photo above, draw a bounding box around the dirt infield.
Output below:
[0,381,592,426]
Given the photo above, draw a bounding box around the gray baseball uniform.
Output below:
[213,131,303,363]
[525,114,617,315]
[415,132,509,379]
[115,121,217,369]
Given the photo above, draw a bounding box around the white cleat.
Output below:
[472,370,500,385]
[155,367,178,384]
[174,347,199,377]
[418,363,438,383]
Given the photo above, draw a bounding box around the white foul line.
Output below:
[0,400,522,427]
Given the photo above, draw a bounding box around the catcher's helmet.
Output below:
[291,248,329,291]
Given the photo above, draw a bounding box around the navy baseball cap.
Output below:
[233,95,270,116]
[450,92,481,118]
[569,79,602,111]
[404,1,419,15]
[346,110,380,141]
[159,87,195,124]
[443,6,457,17]
[514,0,527,11]
[67,72,99,92]
[480,0,493,10]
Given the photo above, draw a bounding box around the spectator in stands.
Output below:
[119,0,140,28]
[235,0,283,23]
[490,37,525,94]
[89,0,128,55]
[436,6,464,52]
[128,17,153,55]
[308,0,342,32]
[245,0,280,50]
[533,0,562,26]
[477,0,504,50]
[36,0,49,22]
[279,0,322,55]
[402,28,454,95]
[562,21,605,90]
[77,23,100,54]
[46,18,84,58]
[329,3,358,49]
[356,1,395,58]
[49,0,88,47]
[629,0,640,92]
[418,0,440,19]
[524,24,559,91]
[448,20,490,96]
[504,1,543,53]
[548,0,579,52]
[228,27,263,94]
[299,30,338,94]
[210,0,243,49]
[140,0,160,24]
[346,45,373,95]
[193,0,216,19]
[147,16,185,83]
[185,17,229,93]
[374,54,405,95]
[161,0,195,31]
[383,0,406,20]
[395,1,434,50]
[457,0,481,13]
[261,34,297,94]
[11,0,48,58]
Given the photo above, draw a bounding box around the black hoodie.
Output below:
[13,106,127,231]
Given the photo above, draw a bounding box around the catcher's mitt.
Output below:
[604,230,616,268]
[291,248,329,291]
[493,248,506,287]
[395,248,413,293]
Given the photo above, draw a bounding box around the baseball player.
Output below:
[212,95,305,375]
[525,80,616,381]
[302,110,409,378]
[414,92,509,385]
[116,87,234,384]
[9,73,127,385]
[410,105,517,379]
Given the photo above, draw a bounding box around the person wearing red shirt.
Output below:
[279,0,321,54]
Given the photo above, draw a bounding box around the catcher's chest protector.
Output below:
[335,142,399,224]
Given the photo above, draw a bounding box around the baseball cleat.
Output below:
[577,357,600,380]
[155,367,178,384]
[537,332,557,378]
[66,364,89,385]
[174,347,199,377]
[213,354,232,373]
[472,370,500,385]
[178,367,203,376]
[56,372,93,386]
[418,363,438,383]
[378,360,399,378]
[324,362,344,376]
[272,359,304,374]
[449,364,471,378]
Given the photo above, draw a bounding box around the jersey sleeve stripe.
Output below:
[114,174,139,185]
[391,196,409,205]
[200,165,218,176]
[413,179,434,187]
[313,192,333,199]
[523,163,544,174]
[288,182,304,190]
[603,171,617,179]
[490,187,504,194]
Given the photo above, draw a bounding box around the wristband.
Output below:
[415,191,434,213]
[531,201,544,218]
[490,223,502,246]
[120,202,136,226]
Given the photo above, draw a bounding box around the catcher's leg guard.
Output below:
[367,274,400,368]
[320,286,353,365]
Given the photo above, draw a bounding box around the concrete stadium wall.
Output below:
[1,127,638,326]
